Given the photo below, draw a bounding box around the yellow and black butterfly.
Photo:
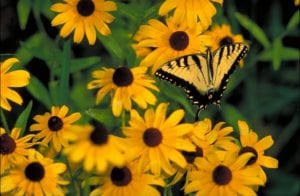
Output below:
[155,43,249,120]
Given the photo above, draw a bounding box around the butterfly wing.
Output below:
[211,43,249,102]
[155,54,212,109]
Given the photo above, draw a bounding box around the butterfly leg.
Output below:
[195,109,201,122]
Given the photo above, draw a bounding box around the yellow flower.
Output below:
[64,123,126,172]
[90,161,165,196]
[30,105,81,152]
[159,0,223,29]
[234,120,279,183]
[185,151,265,196]
[87,66,159,117]
[0,149,68,195]
[0,58,30,111]
[51,0,117,45]
[170,119,215,185]
[0,128,35,173]
[295,0,300,6]
[123,103,195,177]
[205,24,245,51]
[133,17,212,73]
[171,118,235,185]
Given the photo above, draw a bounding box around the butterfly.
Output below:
[155,43,249,120]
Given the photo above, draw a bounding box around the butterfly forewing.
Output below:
[212,43,249,91]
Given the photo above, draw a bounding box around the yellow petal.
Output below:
[259,156,278,168]
[112,88,123,117]
[162,109,184,129]
[73,21,85,43]
[0,96,12,111]
[1,58,19,73]
[153,103,168,128]
[5,70,30,87]
[84,20,97,45]
[5,88,23,105]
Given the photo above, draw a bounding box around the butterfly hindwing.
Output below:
[155,43,249,111]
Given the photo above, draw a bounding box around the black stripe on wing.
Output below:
[155,69,210,110]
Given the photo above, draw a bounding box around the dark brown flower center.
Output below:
[182,147,203,164]
[25,162,45,182]
[238,146,258,165]
[48,116,63,131]
[112,67,134,87]
[77,0,95,17]
[90,122,109,145]
[212,165,232,185]
[143,128,162,147]
[219,36,234,47]
[169,31,189,51]
[111,167,132,186]
[0,133,16,155]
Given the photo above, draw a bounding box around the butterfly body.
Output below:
[155,43,249,118]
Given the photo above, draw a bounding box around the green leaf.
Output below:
[17,0,32,30]
[14,101,33,136]
[58,40,71,105]
[16,33,62,66]
[69,57,101,73]
[70,79,95,110]
[272,38,282,70]
[39,0,55,19]
[259,47,300,62]
[97,34,124,62]
[221,104,248,128]
[85,108,119,129]
[287,10,300,31]
[263,170,300,196]
[235,12,270,48]
[158,81,194,117]
[116,2,143,22]
[27,76,52,109]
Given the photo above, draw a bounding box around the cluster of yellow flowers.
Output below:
[0,0,279,195]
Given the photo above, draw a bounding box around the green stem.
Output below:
[32,7,47,35]
[65,158,78,195]
[0,109,10,132]
[163,186,173,196]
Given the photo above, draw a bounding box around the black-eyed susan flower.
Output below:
[122,103,195,177]
[159,0,223,29]
[0,149,68,195]
[0,127,35,173]
[234,120,279,183]
[0,58,30,111]
[185,151,265,196]
[51,0,117,45]
[133,17,212,73]
[87,66,159,117]
[64,122,126,172]
[90,161,165,196]
[205,24,245,51]
[30,105,81,152]
[170,119,220,185]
